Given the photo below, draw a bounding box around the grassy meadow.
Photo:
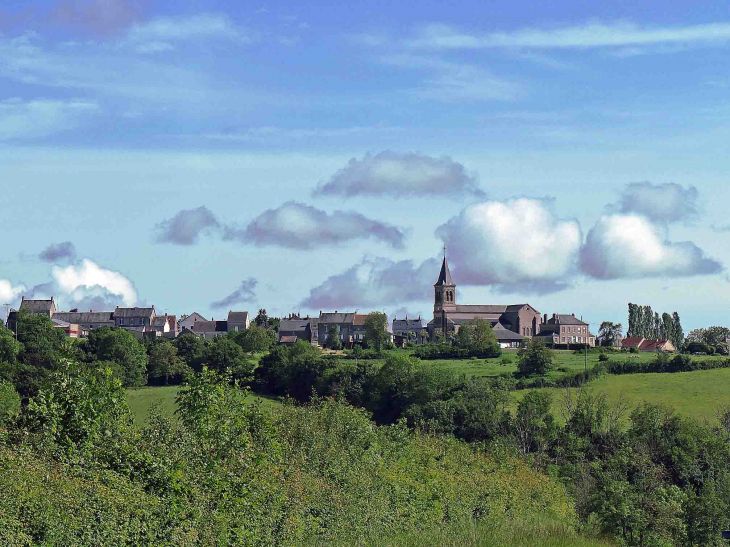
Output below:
[126,385,281,426]
[512,367,730,423]
[127,349,728,427]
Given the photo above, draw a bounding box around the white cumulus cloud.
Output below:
[52,258,138,306]
[0,279,26,303]
[613,182,700,224]
[435,198,581,293]
[580,214,723,279]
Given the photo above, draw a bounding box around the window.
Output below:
[561,337,565,342]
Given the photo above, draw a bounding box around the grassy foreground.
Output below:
[513,367,730,423]
[308,516,613,546]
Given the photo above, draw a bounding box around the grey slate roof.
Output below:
[319,312,355,324]
[114,307,155,318]
[228,311,249,323]
[435,257,454,285]
[52,318,71,328]
[552,314,587,326]
[53,311,115,324]
[279,319,309,333]
[192,320,228,332]
[20,299,55,314]
[454,305,508,313]
[152,316,169,327]
[493,324,525,341]
[392,318,427,330]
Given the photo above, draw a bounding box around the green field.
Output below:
[126,385,282,426]
[512,367,730,423]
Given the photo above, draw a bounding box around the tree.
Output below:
[85,327,148,387]
[517,338,554,376]
[204,336,254,382]
[15,309,65,371]
[456,324,473,348]
[671,312,684,351]
[267,317,281,332]
[598,321,623,347]
[325,325,343,350]
[661,313,673,341]
[469,317,499,355]
[364,312,389,351]
[173,333,207,371]
[703,326,730,348]
[148,339,190,385]
[0,326,22,364]
[255,309,268,327]
[234,324,275,354]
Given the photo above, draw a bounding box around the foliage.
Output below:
[20,360,131,449]
[326,324,343,350]
[517,339,554,376]
[364,312,389,351]
[597,321,622,347]
[254,308,268,327]
[0,380,20,426]
[233,324,276,353]
[84,327,148,387]
[203,336,255,382]
[173,333,207,371]
[627,303,684,349]
[0,326,22,364]
[148,339,190,385]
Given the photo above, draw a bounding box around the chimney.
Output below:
[572,313,575,317]
[544,313,548,324]
[552,313,557,321]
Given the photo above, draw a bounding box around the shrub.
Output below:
[629,347,639,354]
[0,380,20,426]
[598,353,609,362]
[517,339,554,376]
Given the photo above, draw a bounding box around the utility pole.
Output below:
[582,315,587,373]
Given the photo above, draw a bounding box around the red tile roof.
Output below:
[353,314,369,326]
[621,337,644,348]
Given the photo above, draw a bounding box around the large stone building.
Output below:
[428,256,541,347]
[535,313,596,347]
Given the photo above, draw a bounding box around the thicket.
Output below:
[607,353,730,375]
[0,363,578,546]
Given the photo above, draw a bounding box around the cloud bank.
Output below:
[614,182,699,224]
[154,206,221,245]
[211,277,258,309]
[436,198,581,294]
[300,257,438,309]
[313,151,484,198]
[580,214,722,279]
[39,241,77,263]
[406,21,730,50]
[233,201,406,250]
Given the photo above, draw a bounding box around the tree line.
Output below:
[627,303,684,349]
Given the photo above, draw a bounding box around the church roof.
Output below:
[435,257,453,286]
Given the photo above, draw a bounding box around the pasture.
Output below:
[126,385,281,426]
[512,367,730,423]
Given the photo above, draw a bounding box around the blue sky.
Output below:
[1,0,730,332]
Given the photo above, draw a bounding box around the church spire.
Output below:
[435,246,453,286]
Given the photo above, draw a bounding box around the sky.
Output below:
[1,0,730,333]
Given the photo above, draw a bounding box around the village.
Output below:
[6,255,683,354]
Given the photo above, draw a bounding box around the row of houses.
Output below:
[278,312,374,348]
[6,297,250,341]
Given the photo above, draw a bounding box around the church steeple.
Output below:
[434,246,456,314]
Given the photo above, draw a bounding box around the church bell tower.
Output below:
[434,249,457,315]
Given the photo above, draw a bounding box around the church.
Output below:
[428,255,542,348]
